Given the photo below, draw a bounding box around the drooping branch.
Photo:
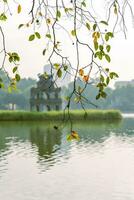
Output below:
[0,0,133,130]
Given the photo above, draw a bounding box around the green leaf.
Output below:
[82,1,86,7]
[86,22,90,30]
[11,52,20,62]
[57,69,62,78]
[17,4,22,14]
[13,66,18,73]
[94,41,98,51]
[56,10,61,18]
[106,45,111,52]
[105,33,109,41]
[93,24,97,31]
[15,74,20,82]
[105,68,109,72]
[71,29,76,36]
[97,83,104,90]
[46,34,51,39]
[95,51,103,60]
[110,72,119,79]
[0,13,7,21]
[99,45,104,51]
[64,8,73,12]
[100,75,104,82]
[29,34,35,41]
[110,72,114,79]
[63,65,68,71]
[9,56,13,63]
[98,51,103,60]
[114,6,118,15]
[107,32,114,38]
[54,63,60,69]
[64,8,69,13]
[100,21,108,25]
[106,77,110,85]
[42,49,46,56]
[96,93,101,100]
[113,72,119,78]
[18,24,24,29]
[35,32,41,39]
[105,54,111,62]
[101,91,107,98]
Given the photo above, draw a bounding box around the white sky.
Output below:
[0,0,134,81]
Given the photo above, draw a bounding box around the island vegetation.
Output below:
[0,110,122,121]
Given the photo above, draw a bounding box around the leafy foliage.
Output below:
[0,0,132,137]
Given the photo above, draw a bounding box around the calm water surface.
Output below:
[0,118,134,200]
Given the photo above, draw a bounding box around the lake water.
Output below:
[0,117,134,200]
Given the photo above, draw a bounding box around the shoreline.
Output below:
[0,110,122,121]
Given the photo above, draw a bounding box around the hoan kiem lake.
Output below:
[0,115,134,200]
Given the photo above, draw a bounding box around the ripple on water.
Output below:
[0,120,134,200]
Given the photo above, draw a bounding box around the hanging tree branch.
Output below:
[0,0,133,137]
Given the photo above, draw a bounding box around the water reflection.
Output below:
[0,119,134,199]
[0,119,134,172]
[30,127,61,158]
[30,126,64,171]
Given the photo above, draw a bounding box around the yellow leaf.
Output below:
[92,32,96,38]
[17,4,22,14]
[96,32,100,38]
[67,131,80,141]
[46,18,51,24]
[83,75,89,82]
[79,68,84,76]
[71,131,80,140]
[38,12,42,16]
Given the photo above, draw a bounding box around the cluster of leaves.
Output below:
[0,1,22,90]
[53,63,68,78]
[93,25,113,63]
[96,69,119,100]
[29,32,41,41]
[7,52,21,91]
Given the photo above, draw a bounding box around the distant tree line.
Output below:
[0,71,36,110]
[0,71,134,112]
[63,79,134,113]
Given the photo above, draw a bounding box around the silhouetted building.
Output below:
[30,74,62,111]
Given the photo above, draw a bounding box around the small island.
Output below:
[0,109,122,121]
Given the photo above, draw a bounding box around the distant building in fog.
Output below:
[43,64,71,88]
[114,79,134,88]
